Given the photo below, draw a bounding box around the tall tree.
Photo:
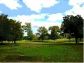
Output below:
[49,26,59,40]
[23,23,33,40]
[0,14,8,42]
[61,15,83,44]
[37,26,48,41]
[0,14,23,43]
[5,19,23,43]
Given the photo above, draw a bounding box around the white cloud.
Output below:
[0,0,22,10]
[9,15,31,25]
[32,21,61,29]
[23,0,59,13]
[9,13,63,33]
[47,13,63,22]
[9,14,47,25]
[0,11,2,14]
[65,6,84,17]
[69,0,84,6]
[65,0,84,18]
[9,13,63,28]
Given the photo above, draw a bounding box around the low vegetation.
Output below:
[0,39,83,62]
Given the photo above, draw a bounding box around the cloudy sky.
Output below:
[0,0,84,33]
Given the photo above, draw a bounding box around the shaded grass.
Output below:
[0,42,83,62]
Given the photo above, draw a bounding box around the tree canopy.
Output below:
[0,14,23,43]
[49,26,60,40]
[61,15,83,43]
[22,23,33,40]
[37,26,48,40]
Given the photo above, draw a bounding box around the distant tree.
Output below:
[23,23,33,40]
[61,15,83,44]
[32,34,38,40]
[49,26,60,40]
[37,26,48,41]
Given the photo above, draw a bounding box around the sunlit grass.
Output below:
[0,38,83,62]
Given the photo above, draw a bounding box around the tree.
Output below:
[11,20,23,43]
[5,19,23,43]
[37,26,48,41]
[49,26,60,40]
[0,14,8,42]
[0,14,23,43]
[23,23,33,40]
[61,15,83,44]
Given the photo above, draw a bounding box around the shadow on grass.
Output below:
[0,43,19,47]
[2,55,44,62]
[1,54,83,62]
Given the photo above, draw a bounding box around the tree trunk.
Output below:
[75,38,78,44]
[14,40,16,44]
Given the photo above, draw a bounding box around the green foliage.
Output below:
[0,14,8,41]
[22,23,33,40]
[0,14,23,43]
[62,15,83,43]
[37,26,48,40]
[49,26,60,40]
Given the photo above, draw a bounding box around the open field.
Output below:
[0,39,83,62]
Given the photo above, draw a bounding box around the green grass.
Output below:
[0,39,83,62]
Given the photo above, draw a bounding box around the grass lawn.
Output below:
[0,39,83,62]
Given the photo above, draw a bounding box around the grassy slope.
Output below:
[0,39,83,62]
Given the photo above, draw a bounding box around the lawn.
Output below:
[0,39,83,62]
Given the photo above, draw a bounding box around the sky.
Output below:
[0,0,84,34]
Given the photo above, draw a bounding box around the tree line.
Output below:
[0,14,83,44]
[22,23,60,41]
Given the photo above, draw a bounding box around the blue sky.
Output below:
[0,0,72,16]
[0,0,84,34]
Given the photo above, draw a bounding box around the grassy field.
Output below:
[0,39,83,62]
